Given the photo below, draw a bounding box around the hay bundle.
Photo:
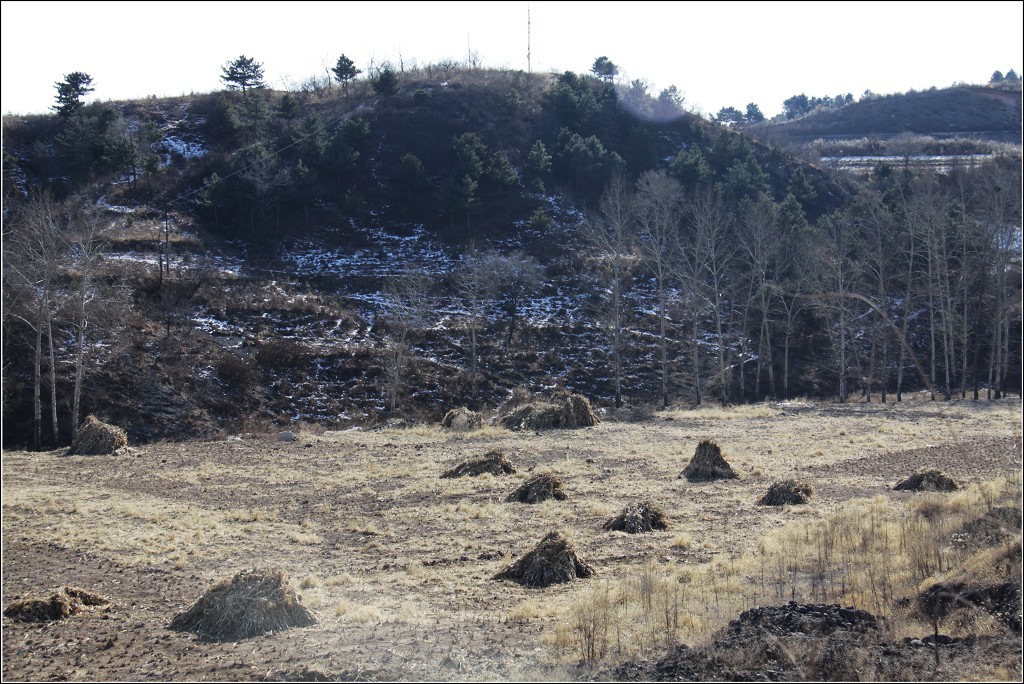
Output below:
[3,586,110,623]
[441,449,517,478]
[893,469,960,492]
[441,407,483,432]
[493,531,595,587]
[758,479,815,506]
[680,440,739,482]
[498,393,599,430]
[66,415,128,455]
[507,473,567,503]
[603,501,670,533]
[169,568,317,641]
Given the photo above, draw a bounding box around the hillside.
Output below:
[752,84,1023,144]
[2,65,1022,447]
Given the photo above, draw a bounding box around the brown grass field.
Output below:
[2,395,1021,681]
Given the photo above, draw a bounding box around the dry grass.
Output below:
[2,395,1020,679]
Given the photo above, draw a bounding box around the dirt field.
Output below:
[3,396,1022,681]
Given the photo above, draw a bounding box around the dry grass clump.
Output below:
[441,407,483,432]
[680,440,739,482]
[894,469,960,492]
[758,479,815,506]
[66,415,128,455]
[507,473,568,503]
[493,531,595,587]
[3,586,110,623]
[498,393,599,430]
[441,449,517,478]
[603,501,670,533]
[169,568,317,641]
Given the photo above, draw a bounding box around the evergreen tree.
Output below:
[370,63,399,96]
[52,72,94,118]
[332,54,362,95]
[745,102,765,122]
[221,55,267,93]
[590,56,619,82]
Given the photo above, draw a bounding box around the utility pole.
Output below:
[527,4,532,75]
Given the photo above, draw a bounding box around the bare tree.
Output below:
[381,268,435,413]
[635,170,683,407]
[2,192,68,448]
[488,251,543,350]
[687,186,737,406]
[454,247,497,408]
[582,175,637,408]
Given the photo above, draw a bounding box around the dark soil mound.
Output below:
[680,440,738,482]
[758,479,815,506]
[169,568,317,641]
[918,581,1022,631]
[3,586,110,623]
[507,473,567,503]
[441,450,517,478]
[498,393,599,430]
[893,469,960,492]
[440,407,483,432]
[603,501,669,533]
[492,531,595,587]
[66,415,128,455]
[727,602,880,638]
[957,506,1023,547]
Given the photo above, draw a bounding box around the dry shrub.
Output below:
[66,415,128,455]
[680,440,739,482]
[441,407,483,432]
[3,586,110,623]
[441,449,517,478]
[498,393,599,430]
[603,501,670,533]
[894,469,960,492]
[493,531,595,587]
[169,568,317,641]
[758,479,815,506]
[508,473,567,503]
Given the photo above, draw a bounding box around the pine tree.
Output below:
[221,55,267,93]
[52,72,94,118]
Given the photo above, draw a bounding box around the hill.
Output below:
[2,65,1021,447]
[752,83,1022,145]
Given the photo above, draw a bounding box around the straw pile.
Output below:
[758,479,815,506]
[603,501,670,533]
[3,586,110,623]
[507,473,567,503]
[441,449,517,478]
[66,415,128,455]
[493,531,595,587]
[441,407,483,432]
[680,440,739,482]
[169,568,317,641]
[498,393,599,430]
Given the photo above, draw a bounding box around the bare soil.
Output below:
[2,397,1021,681]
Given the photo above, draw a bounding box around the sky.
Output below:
[2,1,1022,119]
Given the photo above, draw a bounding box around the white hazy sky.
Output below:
[2,1,1022,119]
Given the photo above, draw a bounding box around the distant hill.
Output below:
[753,84,1022,144]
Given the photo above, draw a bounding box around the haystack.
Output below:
[493,531,595,587]
[893,469,960,492]
[441,449,517,478]
[441,407,483,432]
[169,568,317,641]
[680,440,739,482]
[603,501,670,533]
[66,415,128,455]
[498,393,599,430]
[507,473,567,503]
[758,479,815,506]
[3,586,110,623]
